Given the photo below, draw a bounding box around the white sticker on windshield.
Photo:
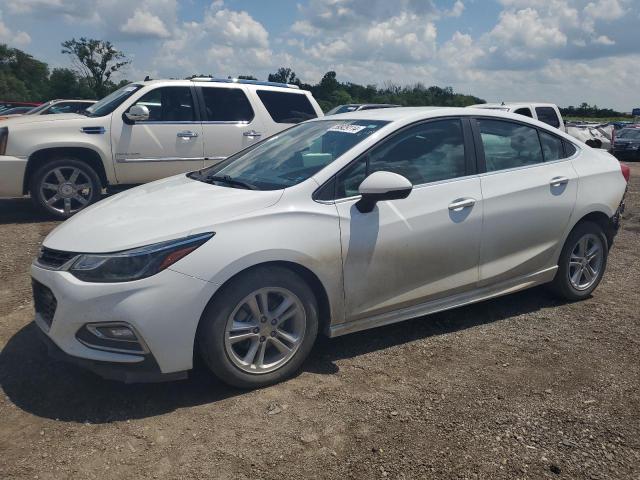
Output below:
[328,124,366,134]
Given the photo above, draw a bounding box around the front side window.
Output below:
[201,87,254,122]
[535,107,561,128]
[334,119,467,198]
[194,120,388,190]
[256,90,317,123]
[514,107,533,118]
[478,119,544,172]
[130,87,195,122]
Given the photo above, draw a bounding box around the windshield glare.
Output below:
[199,120,389,190]
[85,84,143,117]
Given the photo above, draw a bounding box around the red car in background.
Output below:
[0,101,42,113]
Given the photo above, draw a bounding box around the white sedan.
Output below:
[31,107,628,387]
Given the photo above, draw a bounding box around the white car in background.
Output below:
[0,78,322,218]
[22,99,97,117]
[32,107,628,387]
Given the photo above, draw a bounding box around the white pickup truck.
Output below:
[469,102,565,130]
[0,78,323,217]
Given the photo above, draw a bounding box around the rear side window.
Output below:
[563,140,577,157]
[477,119,543,172]
[514,107,533,118]
[539,130,564,161]
[535,107,560,128]
[257,90,317,123]
[201,87,254,122]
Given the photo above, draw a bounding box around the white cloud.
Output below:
[584,0,626,21]
[593,34,615,45]
[0,14,31,47]
[121,9,171,39]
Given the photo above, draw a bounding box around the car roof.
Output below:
[139,78,303,91]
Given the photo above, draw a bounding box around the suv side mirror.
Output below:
[356,171,412,213]
[124,104,150,123]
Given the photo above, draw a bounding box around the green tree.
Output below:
[61,38,130,98]
[0,44,49,100]
[267,67,300,85]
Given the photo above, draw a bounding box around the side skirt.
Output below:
[328,266,558,337]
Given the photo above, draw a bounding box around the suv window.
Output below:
[514,107,533,118]
[201,87,254,122]
[256,90,317,123]
[131,87,195,122]
[477,119,544,171]
[535,107,560,128]
[334,119,467,198]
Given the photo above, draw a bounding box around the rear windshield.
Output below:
[256,90,317,123]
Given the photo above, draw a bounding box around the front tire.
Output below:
[29,158,102,219]
[197,266,319,388]
[550,221,608,301]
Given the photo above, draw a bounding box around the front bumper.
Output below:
[0,155,27,197]
[31,263,217,382]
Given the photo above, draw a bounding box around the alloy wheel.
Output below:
[224,287,306,374]
[567,233,604,291]
[39,166,93,216]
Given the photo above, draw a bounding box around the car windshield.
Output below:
[84,84,143,117]
[617,128,640,140]
[192,119,389,190]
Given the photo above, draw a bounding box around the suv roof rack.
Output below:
[190,77,300,89]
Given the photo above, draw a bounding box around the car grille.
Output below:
[37,247,78,269]
[32,280,57,328]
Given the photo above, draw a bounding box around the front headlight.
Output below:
[69,232,214,282]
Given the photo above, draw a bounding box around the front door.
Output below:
[112,86,204,184]
[334,118,482,321]
[474,118,578,285]
[197,85,265,169]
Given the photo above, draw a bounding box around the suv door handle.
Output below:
[243,130,262,137]
[448,198,476,211]
[177,130,199,138]
[549,176,569,186]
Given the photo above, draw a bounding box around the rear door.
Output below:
[473,117,578,285]
[112,86,204,184]
[198,85,265,169]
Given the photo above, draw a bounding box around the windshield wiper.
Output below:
[203,174,258,190]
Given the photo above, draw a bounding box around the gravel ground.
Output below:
[0,164,639,480]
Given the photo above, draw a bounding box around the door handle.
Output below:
[448,198,476,211]
[243,130,262,137]
[177,130,199,138]
[549,176,569,186]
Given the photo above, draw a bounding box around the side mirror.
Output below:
[356,171,412,213]
[124,104,150,123]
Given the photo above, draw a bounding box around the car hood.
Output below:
[43,174,284,253]
[3,113,83,126]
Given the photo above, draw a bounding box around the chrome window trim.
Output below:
[135,120,201,125]
[116,156,206,163]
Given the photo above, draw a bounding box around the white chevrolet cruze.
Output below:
[32,108,628,387]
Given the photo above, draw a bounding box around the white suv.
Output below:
[0,78,322,217]
[469,102,565,131]
[32,107,628,387]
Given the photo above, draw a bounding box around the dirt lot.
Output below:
[1,165,639,480]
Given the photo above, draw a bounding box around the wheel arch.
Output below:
[571,210,615,247]
[23,146,109,194]
[195,260,333,351]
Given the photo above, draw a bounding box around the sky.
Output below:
[0,0,638,111]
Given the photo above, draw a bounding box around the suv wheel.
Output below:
[198,266,319,388]
[550,221,608,300]
[30,158,102,219]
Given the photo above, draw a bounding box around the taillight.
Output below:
[620,162,630,183]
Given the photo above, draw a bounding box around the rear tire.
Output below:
[550,221,608,301]
[29,158,102,219]
[197,266,319,388]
